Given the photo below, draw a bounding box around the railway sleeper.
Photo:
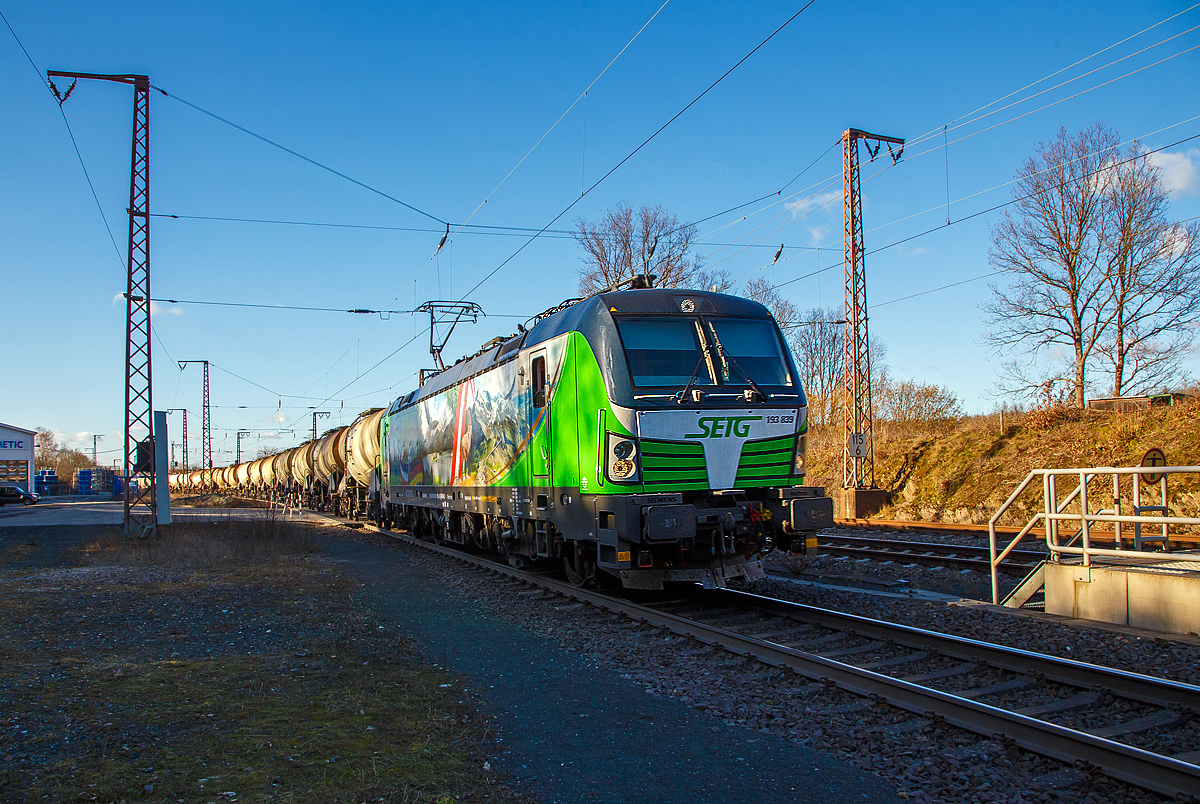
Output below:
[860,651,930,671]
[1015,690,1101,717]
[901,662,980,683]
[1093,708,1189,739]
[955,675,1038,699]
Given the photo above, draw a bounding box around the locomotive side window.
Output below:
[532,356,547,408]
[615,317,714,387]
[707,318,793,386]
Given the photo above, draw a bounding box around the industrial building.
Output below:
[0,422,36,490]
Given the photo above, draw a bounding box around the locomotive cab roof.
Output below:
[399,287,802,411]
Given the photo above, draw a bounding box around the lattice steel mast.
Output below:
[842,128,903,490]
[168,409,187,469]
[49,70,156,536]
[179,361,211,469]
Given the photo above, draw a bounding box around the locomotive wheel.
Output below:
[429,511,445,546]
[462,514,488,550]
[563,541,596,588]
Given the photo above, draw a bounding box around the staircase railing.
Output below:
[988,466,1200,605]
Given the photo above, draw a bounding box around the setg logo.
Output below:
[685,416,762,439]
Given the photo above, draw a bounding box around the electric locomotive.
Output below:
[376,286,833,589]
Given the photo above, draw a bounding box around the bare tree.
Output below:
[742,277,798,324]
[875,377,962,426]
[1097,144,1200,395]
[786,307,845,426]
[35,428,58,460]
[984,124,1119,407]
[574,203,710,294]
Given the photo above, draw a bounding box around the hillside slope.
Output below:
[804,402,1200,527]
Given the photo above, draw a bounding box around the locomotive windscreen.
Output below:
[616,317,715,387]
[708,318,794,387]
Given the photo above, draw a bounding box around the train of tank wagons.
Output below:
[169,286,834,589]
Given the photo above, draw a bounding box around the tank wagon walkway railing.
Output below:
[988,466,1200,606]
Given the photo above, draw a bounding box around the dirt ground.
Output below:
[0,518,526,804]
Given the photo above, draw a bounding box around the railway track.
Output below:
[817,534,1047,576]
[337,519,1200,799]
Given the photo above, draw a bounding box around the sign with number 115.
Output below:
[847,432,871,457]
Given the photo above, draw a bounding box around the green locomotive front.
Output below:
[379,288,833,589]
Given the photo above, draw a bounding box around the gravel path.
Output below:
[316,529,900,804]
[323,525,1180,804]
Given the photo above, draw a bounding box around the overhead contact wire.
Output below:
[460,0,819,301]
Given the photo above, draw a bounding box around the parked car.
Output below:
[0,485,40,506]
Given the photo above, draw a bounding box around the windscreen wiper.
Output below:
[675,352,708,404]
[707,328,765,402]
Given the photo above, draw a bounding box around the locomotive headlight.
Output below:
[793,433,807,476]
[605,433,640,483]
[611,458,636,479]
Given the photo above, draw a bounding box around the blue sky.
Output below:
[2,1,1198,466]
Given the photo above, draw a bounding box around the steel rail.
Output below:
[705,588,1200,710]
[362,524,1200,798]
[821,535,1047,560]
[817,536,1045,575]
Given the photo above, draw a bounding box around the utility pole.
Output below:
[171,441,177,469]
[841,128,904,505]
[167,409,187,469]
[236,430,251,464]
[178,361,211,469]
[50,70,156,537]
[311,411,330,441]
[93,434,103,466]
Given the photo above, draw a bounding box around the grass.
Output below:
[805,399,1200,527]
[75,513,319,567]
[0,519,525,804]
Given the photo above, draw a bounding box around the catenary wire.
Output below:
[1,10,125,271]
[458,1,819,302]
[869,213,1200,310]
[903,7,1200,149]
[281,4,674,408]
[286,1,817,414]
[151,212,818,250]
[150,84,446,225]
[690,13,1200,257]
[149,295,533,317]
[766,131,1200,295]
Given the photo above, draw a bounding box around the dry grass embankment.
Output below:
[0,517,524,804]
[805,400,1200,527]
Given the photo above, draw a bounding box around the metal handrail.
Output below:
[989,466,1200,604]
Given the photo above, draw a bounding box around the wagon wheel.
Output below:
[563,541,596,588]
[429,511,445,546]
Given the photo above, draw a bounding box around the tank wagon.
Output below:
[169,288,833,589]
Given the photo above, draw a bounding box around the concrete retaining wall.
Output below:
[1044,562,1200,635]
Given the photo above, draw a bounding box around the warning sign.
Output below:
[1140,448,1167,484]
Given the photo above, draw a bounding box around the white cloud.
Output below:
[109,293,182,315]
[787,190,841,217]
[1148,148,1200,197]
[150,301,183,316]
[265,412,288,423]
[907,246,930,256]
